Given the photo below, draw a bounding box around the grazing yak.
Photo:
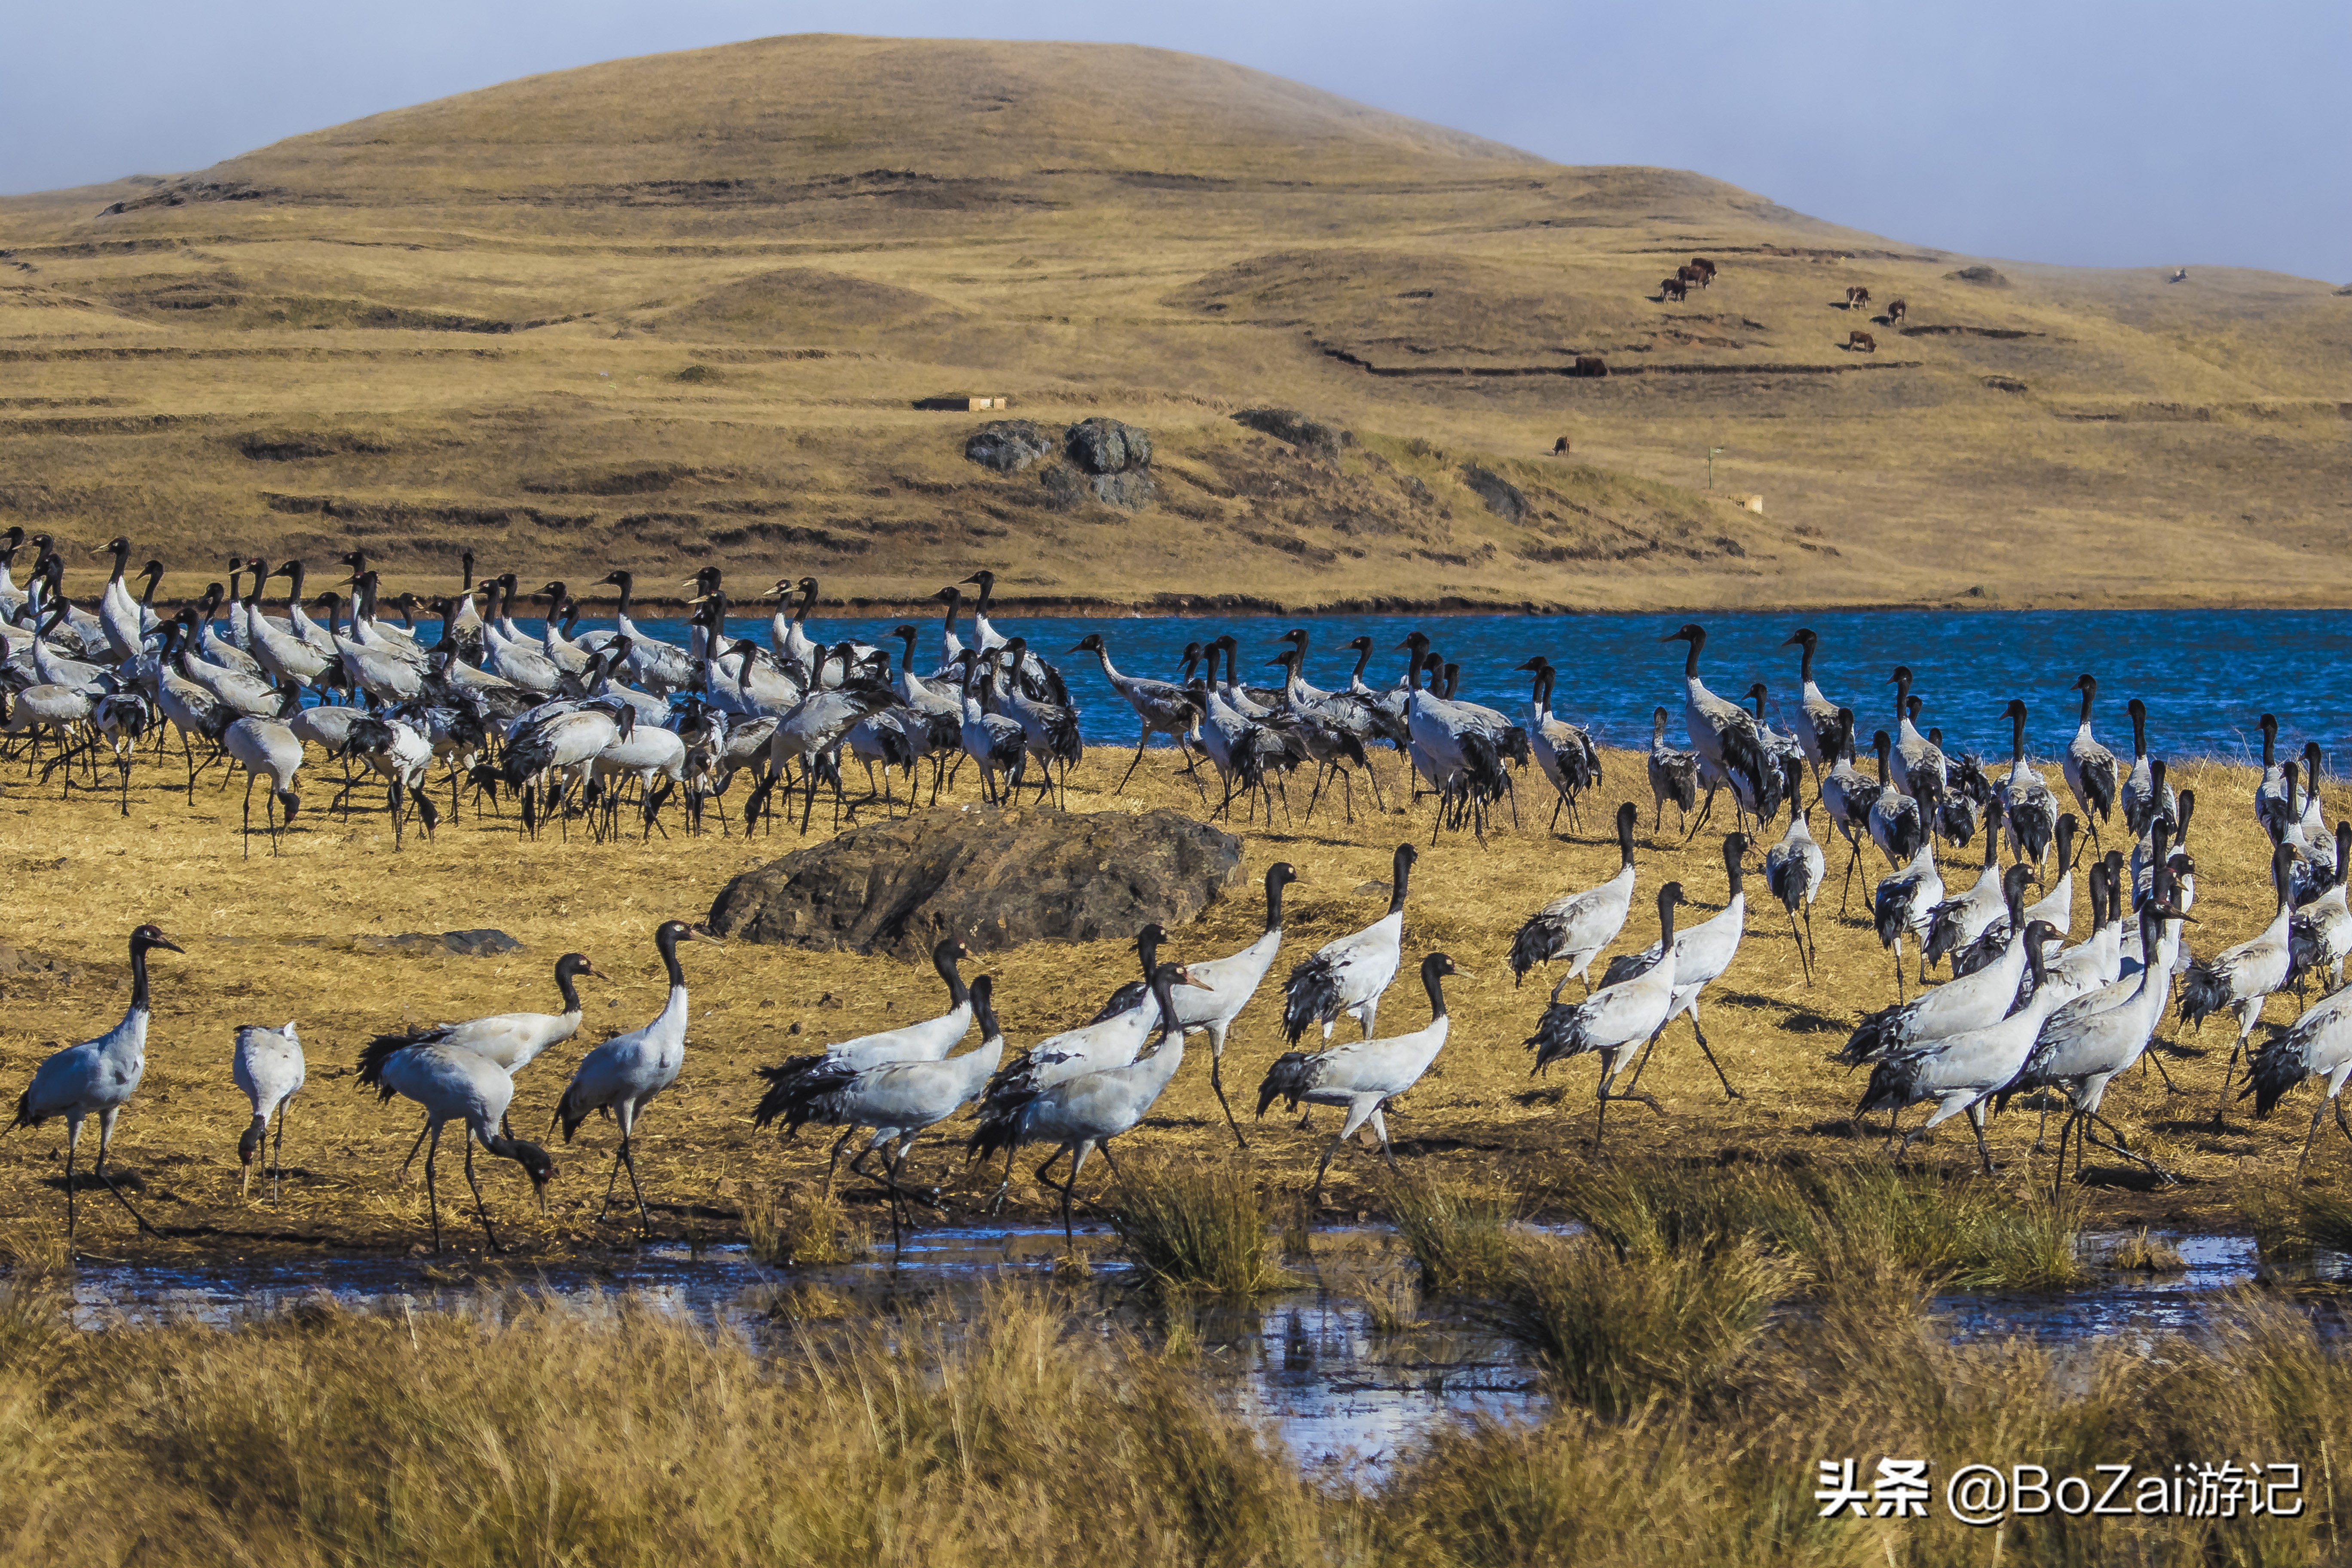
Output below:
[1847,329,1877,353]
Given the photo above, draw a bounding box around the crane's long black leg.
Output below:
[596,1143,626,1224]
[1690,1015,1741,1101]
[92,1118,157,1234]
[425,1124,445,1253]
[1210,1053,1248,1150]
[620,1135,651,1239]
[273,1099,289,1204]
[62,1123,80,1256]
[398,1115,432,1181]
[463,1139,505,1253]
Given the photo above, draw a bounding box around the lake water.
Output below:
[479,608,2350,760]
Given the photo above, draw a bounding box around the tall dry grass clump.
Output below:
[738,1179,865,1266]
[1387,1171,1516,1296]
[1556,1158,2089,1290]
[3,1284,1329,1568]
[1109,1157,1292,1295]
[1499,1233,1792,1417]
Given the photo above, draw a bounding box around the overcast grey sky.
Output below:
[6,1,2343,280]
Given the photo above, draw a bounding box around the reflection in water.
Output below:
[60,1224,2341,1479]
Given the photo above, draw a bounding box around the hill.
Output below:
[1,33,2346,613]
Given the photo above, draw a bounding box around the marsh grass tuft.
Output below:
[1109,1157,1293,1295]
[1498,1233,1792,1416]
[2102,1227,2188,1272]
[1388,1171,1516,1296]
[1559,1158,2089,1289]
[2298,1185,2352,1256]
[738,1181,864,1266]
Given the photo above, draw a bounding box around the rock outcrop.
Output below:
[1233,407,1346,459]
[963,420,1056,474]
[706,805,1244,956]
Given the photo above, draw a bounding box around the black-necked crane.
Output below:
[1268,646,1378,824]
[1527,882,1685,1145]
[2185,842,2300,1126]
[1997,698,2060,870]
[1258,952,1464,1198]
[370,1039,557,1253]
[757,975,1006,1237]
[993,636,1084,805]
[1924,813,2007,974]
[1611,834,1749,1101]
[2291,823,2352,992]
[1515,658,1599,831]
[1820,708,1880,912]
[2006,901,2192,1190]
[1954,816,2080,978]
[2245,981,2352,1173]
[1767,805,1827,984]
[594,570,696,695]
[968,963,1202,1244]
[1093,867,1299,1147]
[1660,623,1779,824]
[1889,668,1948,810]
[1782,628,1845,779]
[948,647,1030,810]
[2061,674,2118,846]
[2255,714,2291,833]
[1647,706,1700,834]
[1070,631,1207,799]
[2118,699,2174,837]
[223,711,303,857]
[231,1021,303,1203]
[757,938,975,1096]
[1866,729,1926,873]
[359,952,598,1174]
[341,714,441,849]
[1852,864,2036,1051]
[1283,843,1414,1044]
[1858,921,2063,1171]
[554,919,721,1238]
[4,924,184,1255]
[1508,801,1638,991]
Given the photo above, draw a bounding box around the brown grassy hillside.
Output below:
[1,33,2347,611]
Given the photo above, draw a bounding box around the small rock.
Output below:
[1946,264,2010,287]
[788,1022,802,1035]
[815,992,842,1009]
[1353,880,1391,898]
[355,929,524,957]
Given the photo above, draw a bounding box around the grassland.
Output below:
[0,735,2340,1260]
[3,34,2349,613]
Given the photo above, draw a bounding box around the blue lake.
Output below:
[444,609,2346,760]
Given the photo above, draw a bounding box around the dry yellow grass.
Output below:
[0,736,2331,1259]
[2,35,2347,613]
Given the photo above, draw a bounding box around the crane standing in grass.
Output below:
[554,920,721,1240]
[1257,953,1465,1200]
[232,1021,304,1204]
[5,925,184,1256]
[1526,884,1687,1146]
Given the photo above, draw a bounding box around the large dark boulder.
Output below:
[1064,416,1152,475]
[964,420,1055,474]
[706,805,1244,957]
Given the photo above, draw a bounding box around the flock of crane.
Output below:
[0,531,1485,851]
[10,529,2352,1256]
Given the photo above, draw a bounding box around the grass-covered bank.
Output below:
[3,1246,2349,1567]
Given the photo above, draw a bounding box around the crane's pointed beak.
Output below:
[154,935,187,955]
[1449,966,1478,979]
